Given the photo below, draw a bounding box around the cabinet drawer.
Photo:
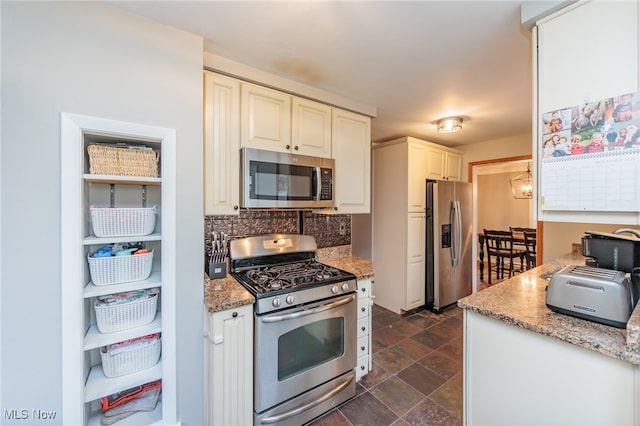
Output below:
[356,354,370,381]
[357,335,369,357]
[357,298,370,319]
[357,279,371,299]
[357,317,369,338]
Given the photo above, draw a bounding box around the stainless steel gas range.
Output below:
[229,234,357,426]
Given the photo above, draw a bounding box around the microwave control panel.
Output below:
[319,168,333,200]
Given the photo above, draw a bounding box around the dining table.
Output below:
[477,231,526,281]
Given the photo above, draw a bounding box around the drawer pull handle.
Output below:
[361,346,365,351]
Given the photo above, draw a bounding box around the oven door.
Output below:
[254,292,357,413]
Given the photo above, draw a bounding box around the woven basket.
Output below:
[90,207,157,237]
[87,145,159,177]
[94,292,158,333]
[88,251,153,286]
[101,336,161,378]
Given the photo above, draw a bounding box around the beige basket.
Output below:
[87,144,159,177]
[90,207,157,237]
[94,292,158,333]
[101,336,161,378]
[88,251,153,286]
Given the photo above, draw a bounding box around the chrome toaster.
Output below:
[545,265,639,329]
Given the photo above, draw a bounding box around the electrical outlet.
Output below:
[339,222,346,236]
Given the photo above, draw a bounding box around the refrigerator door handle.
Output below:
[450,201,462,267]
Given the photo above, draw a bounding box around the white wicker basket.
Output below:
[101,336,161,378]
[88,251,153,286]
[90,207,157,237]
[94,292,158,333]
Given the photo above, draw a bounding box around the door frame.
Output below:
[468,155,542,290]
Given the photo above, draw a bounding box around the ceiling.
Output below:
[109,1,535,148]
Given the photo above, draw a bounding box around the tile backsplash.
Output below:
[204,210,351,253]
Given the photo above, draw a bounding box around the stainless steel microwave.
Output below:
[240,148,335,209]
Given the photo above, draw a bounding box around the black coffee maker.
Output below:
[582,228,640,308]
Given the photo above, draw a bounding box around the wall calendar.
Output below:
[540,91,640,212]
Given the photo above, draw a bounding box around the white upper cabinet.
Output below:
[292,98,332,158]
[425,145,462,181]
[331,108,371,214]
[535,0,639,224]
[204,71,240,215]
[444,151,462,181]
[408,141,428,212]
[241,83,292,153]
[205,72,372,215]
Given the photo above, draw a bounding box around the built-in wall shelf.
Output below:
[83,271,162,298]
[61,112,177,425]
[83,174,162,186]
[84,362,163,403]
[84,314,163,350]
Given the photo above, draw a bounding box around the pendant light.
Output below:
[510,164,533,199]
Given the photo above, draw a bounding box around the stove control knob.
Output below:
[286,295,295,305]
[272,298,281,308]
[331,285,338,294]
[341,283,350,292]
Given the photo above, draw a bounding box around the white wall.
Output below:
[459,132,532,182]
[1,2,204,424]
[477,172,533,232]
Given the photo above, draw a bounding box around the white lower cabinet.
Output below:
[204,303,253,426]
[356,278,373,380]
[465,310,640,425]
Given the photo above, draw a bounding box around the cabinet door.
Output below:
[204,72,240,215]
[292,98,332,158]
[206,304,253,426]
[331,109,371,214]
[241,83,291,153]
[425,146,446,181]
[406,213,426,309]
[408,142,428,212]
[445,151,462,181]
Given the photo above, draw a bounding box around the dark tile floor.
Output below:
[307,304,464,426]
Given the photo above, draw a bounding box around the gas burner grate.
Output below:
[241,261,343,292]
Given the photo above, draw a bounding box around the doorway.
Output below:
[469,156,535,291]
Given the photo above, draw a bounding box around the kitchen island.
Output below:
[458,253,640,425]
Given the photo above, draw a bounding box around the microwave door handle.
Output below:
[315,167,321,201]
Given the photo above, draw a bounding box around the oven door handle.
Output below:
[259,372,355,424]
[261,294,356,323]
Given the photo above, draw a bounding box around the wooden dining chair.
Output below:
[523,230,537,270]
[483,229,526,284]
[510,227,536,271]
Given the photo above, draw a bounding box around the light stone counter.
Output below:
[319,256,374,280]
[203,273,254,313]
[203,248,373,312]
[458,253,640,365]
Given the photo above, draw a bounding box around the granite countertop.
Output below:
[204,273,254,313]
[458,253,640,365]
[319,256,375,280]
[203,252,374,313]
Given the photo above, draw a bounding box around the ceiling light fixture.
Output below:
[437,116,463,133]
[510,164,533,199]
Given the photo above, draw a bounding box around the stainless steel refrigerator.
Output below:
[426,180,473,312]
